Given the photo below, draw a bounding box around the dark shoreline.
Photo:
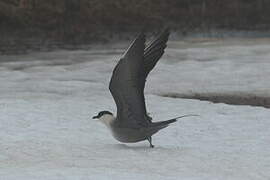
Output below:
[1,29,270,55]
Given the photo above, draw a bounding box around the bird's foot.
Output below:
[147,137,154,148]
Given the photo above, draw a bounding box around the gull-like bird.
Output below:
[93,29,191,147]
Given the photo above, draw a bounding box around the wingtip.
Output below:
[160,26,170,37]
[154,27,170,42]
[122,30,146,58]
[137,31,146,41]
[133,32,146,49]
[163,27,170,33]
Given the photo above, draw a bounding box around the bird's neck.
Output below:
[100,114,115,127]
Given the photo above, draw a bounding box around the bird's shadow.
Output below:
[107,143,181,152]
[112,143,150,150]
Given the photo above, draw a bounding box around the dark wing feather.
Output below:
[139,28,170,119]
[143,28,170,77]
[109,29,170,128]
[109,33,147,127]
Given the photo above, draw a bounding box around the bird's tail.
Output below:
[152,114,199,127]
[145,114,199,137]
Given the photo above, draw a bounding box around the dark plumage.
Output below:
[93,28,188,148]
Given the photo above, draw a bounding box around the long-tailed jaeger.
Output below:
[93,29,194,148]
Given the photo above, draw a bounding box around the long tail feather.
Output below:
[152,114,199,127]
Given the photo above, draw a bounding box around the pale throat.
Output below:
[99,114,115,127]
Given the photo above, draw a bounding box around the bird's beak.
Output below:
[92,115,98,119]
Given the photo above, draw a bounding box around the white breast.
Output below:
[99,114,115,128]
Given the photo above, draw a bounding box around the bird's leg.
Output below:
[147,137,154,148]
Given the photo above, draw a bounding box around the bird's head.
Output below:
[92,111,114,125]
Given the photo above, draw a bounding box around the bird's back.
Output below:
[110,118,176,143]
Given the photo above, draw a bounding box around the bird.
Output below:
[93,28,195,148]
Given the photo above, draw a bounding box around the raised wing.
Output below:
[109,29,170,128]
[109,33,147,127]
[143,28,170,78]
